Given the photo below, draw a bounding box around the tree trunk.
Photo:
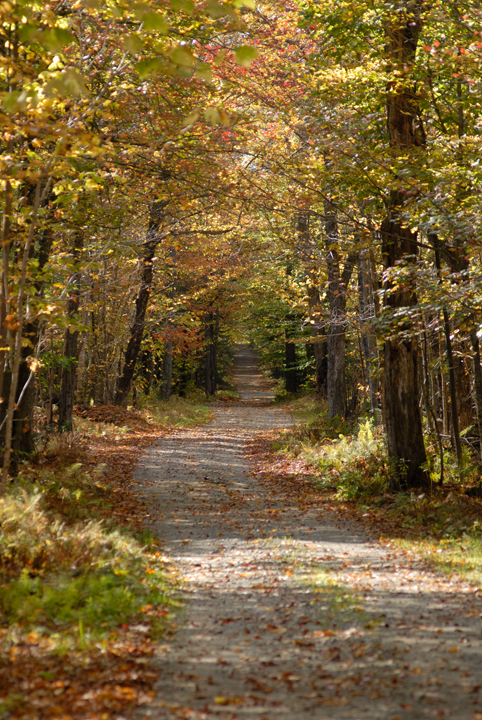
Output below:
[381,198,428,489]
[162,338,173,400]
[1,179,53,483]
[297,212,327,398]
[306,269,327,398]
[58,238,82,432]
[358,250,379,414]
[204,307,219,396]
[285,330,298,394]
[115,201,167,407]
[470,329,482,464]
[324,202,346,418]
[381,1,428,490]
[324,203,356,418]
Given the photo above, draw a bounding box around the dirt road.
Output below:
[133,345,482,720]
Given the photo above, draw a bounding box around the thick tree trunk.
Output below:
[381,198,428,489]
[285,331,298,394]
[115,201,166,407]
[382,2,428,490]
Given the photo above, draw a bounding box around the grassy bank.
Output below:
[0,395,209,719]
[275,396,482,587]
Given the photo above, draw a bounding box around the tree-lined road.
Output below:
[134,347,482,720]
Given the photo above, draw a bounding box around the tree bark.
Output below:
[324,203,356,418]
[470,329,482,464]
[285,330,298,394]
[324,202,346,418]
[114,201,167,407]
[204,307,219,396]
[381,197,428,489]
[162,337,173,400]
[358,250,379,415]
[297,212,327,397]
[381,1,428,490]
[58,238,82,431]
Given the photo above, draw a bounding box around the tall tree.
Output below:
[381,1,428,489]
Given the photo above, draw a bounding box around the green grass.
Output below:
[308,569,379,630]
[140,394,212,427]
[0,490,176,647]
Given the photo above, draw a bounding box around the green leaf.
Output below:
[2,91,22,112]
[142,11,168,33]
[195,62,213,82]
[122,33,144,55]
[171,47,195,67]
[182,109,200,125]
[62,69,88,96]
[233,0,255,8]
[17,23,39,43]
[41,28,75,52]
[234,45,259,66]
[171,0,194,15]
[207,0,236,17]
[135,57,169,78]
[44,69,87,98]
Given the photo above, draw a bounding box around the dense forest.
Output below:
[1,0,482,492]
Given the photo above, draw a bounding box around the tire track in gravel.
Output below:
[133,345,482,720]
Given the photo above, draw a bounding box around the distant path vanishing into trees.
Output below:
[133,345,482,720]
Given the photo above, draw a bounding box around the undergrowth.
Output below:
[0,411,178,654]
[279,397,482,586]
[0,490,172,644]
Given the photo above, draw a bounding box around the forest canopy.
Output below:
[2,0,482,491]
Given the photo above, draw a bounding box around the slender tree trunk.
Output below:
[0,179,12,405]
[204,307,219,396]
[324,202,346,418]
[470,329,482,464]
[442,308,462,463]
[58,238,82,431]
[115,201,167,407]
[162,338,173,400]
[306,267,327,398]
[297,212,327,397]
[358,250,379,414]
[324,203,357,418]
